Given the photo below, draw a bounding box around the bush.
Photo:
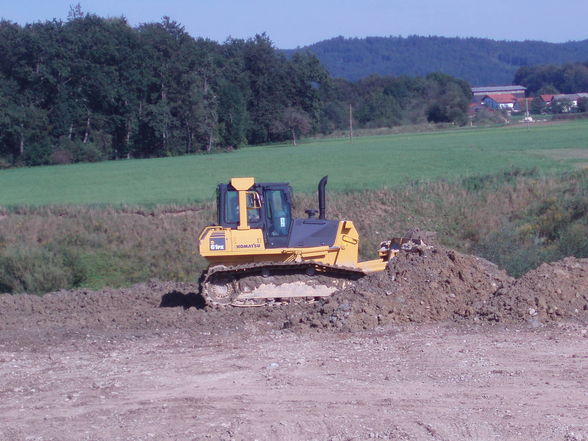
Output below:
[473,225,560,277]
[0,245,87,294]
[22,141,53,166]
[56,138,108,163]
[557,223,588,257]
[50,148,74,165]
[0,157,12,169]
[472,108,508,125]
[473,174,588,276]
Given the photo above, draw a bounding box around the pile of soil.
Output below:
[1,245,587,334]
[285,245,515,331]
[483,257,588,323]
[284,246,588,331]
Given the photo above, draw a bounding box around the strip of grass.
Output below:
[1,121,587,206]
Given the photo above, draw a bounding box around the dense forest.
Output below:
[0,13,471,167]
[287,36,588,85]
[514,62,588,95]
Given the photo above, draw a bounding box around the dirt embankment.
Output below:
[1,244,587,335]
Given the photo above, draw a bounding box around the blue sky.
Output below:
[2,0,588,48]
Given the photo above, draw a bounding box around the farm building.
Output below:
[554,93,588,105]
[471,85,526,103]
[473,90,587,114]
[477,94,534,114]
[482,94,517,110]
[542,93,588,112]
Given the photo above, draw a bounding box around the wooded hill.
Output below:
[0,14,471,167]
[286,36,588,85]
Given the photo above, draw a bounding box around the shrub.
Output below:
[0,245,83,294]
[472,108,508,125]
[50,148,74,165]
[56,138,108,163]
[473,224,560,277]
[22,141,52,166]
[0,157,12,169]
[557,223,588,257]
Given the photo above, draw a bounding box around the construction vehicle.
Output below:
[198,176,419,306]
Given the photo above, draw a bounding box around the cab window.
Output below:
[265,190,291,236]
[225,191,238,223]
[246,192,261,222]
[224,190,261,224]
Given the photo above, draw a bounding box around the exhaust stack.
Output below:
[318,175,328,220]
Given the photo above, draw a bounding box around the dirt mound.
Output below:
[286,249,588,331]
[285,246,515,330]
[482,257,588,323]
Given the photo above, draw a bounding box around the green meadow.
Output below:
[1,121,588,207]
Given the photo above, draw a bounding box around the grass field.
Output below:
[1,121,588,206]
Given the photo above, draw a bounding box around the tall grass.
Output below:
[0,204,214,293]
[1,169,587,294]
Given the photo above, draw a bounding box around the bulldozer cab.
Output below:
[217,180,294,248]
[215,176,340,251]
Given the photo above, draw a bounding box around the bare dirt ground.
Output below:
[1,247,587,441]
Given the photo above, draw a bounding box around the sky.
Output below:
[2,0,588,49]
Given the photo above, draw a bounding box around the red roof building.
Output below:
[482,94,516,110]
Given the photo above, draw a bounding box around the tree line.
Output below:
[514,62,588,96]
[0,13,471,167]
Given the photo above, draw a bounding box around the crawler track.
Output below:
[200,261,366,306]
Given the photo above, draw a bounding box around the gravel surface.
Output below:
[1,248,587,440]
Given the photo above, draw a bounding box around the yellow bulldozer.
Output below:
[198,176,421,306]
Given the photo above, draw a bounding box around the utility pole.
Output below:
[525,97,531,131]
[349,104,353,142]
[525,97,529,117]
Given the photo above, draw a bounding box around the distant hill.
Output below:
[284,36,588,85]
